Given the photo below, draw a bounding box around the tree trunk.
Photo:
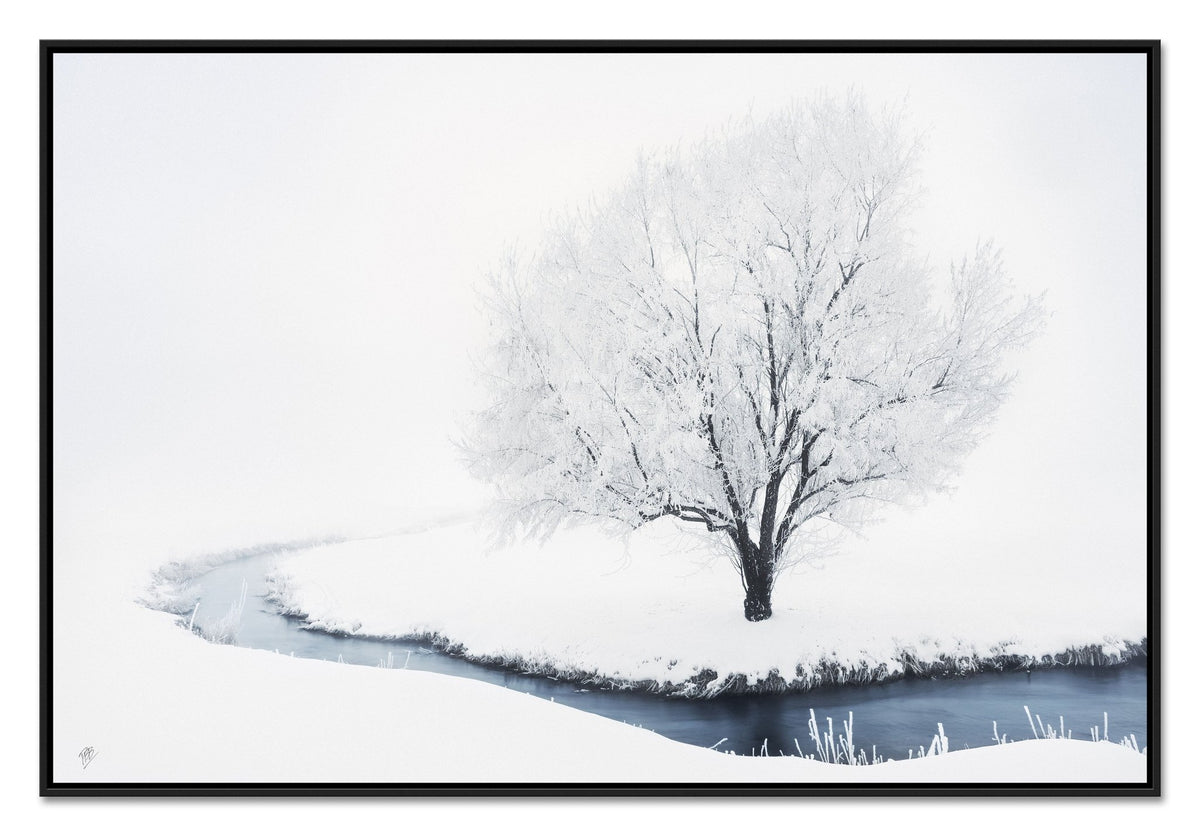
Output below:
[741,544,774,622]
[743,580,773,621]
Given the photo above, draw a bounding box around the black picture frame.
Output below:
[40,39,1161,798]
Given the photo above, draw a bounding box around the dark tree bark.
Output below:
[739,542,775,622]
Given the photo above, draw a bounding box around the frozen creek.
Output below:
[170,551,1149,761]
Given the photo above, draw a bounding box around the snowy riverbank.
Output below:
[40,501,1147,784]
[58,602,1145,783]
[260,517,1147,697]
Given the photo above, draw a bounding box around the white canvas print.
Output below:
[43,42,1158,795]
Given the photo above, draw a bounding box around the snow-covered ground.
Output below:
[55,601,1145,784]
[264,516,1146,696]
[42,501,1146,785]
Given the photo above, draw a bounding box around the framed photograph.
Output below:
[41,40,1159,796]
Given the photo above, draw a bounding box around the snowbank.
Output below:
[54,603,1145,784]
[45,500,1148,785]
[48,494,1147,785]
[265,517,1147,697]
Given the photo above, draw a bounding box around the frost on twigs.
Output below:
[468,93,1044,621]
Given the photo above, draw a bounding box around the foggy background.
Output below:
[52,52,1147,601]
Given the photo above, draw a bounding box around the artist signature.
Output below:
[79,746,97,770]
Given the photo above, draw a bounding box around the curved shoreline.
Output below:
[139,535,347,615]
[142,533,1148,701]
[267,598,1147,699]
[133,544,1150,762]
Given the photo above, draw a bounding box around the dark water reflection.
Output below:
[184,553,1147,759]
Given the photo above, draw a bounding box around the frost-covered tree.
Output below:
[469,95,1043,621]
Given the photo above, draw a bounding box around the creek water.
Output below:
[183,552,1147,760]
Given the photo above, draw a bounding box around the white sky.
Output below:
[52,52,1148,592]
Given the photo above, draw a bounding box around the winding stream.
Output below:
[182,552,1147,759]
